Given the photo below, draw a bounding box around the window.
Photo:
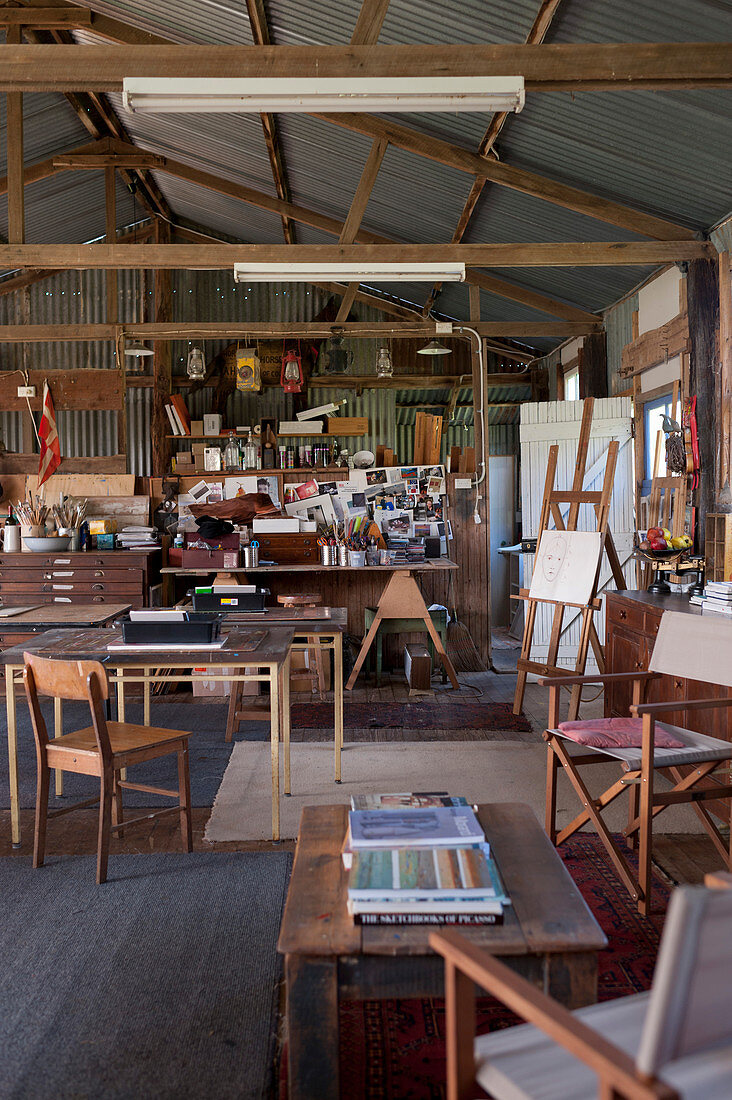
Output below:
[564,366,580,401]
[643,392,674,485]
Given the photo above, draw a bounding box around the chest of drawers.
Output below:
[0,550,161,611]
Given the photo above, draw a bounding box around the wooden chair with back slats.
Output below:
[23,652,193,884]
[431,883,732,1100]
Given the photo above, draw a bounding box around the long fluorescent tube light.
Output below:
[122,77,525,115]
[233,262,466,284]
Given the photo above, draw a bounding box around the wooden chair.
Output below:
[24,652,193,885]
[225,592,326,742]
[431,883,732,1100]
[542,611,732,914]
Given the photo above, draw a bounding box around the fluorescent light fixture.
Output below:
[122,77,525,115]
[233,262,466,284]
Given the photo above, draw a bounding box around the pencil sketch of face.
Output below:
[542,534,566,583]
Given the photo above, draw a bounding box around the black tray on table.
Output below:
[120,613,222,645]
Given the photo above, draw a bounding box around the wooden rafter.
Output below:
[19,25,170,221]
[245,0,295,244]
[6,25,24,245]
[7,0,169,44]
[351,0,392,45]
[315,113,695,241]
[1,42,729,90]
[0,241,710,269]
[423,0,564,315]
[336,136,389,322]
[0,138,605,321]
[0,6,92,26]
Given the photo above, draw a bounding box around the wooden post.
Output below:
[579,331,608,398]
[469,284,492,665]
[687,257,721,538]
[105,166,117,324]
[151,219,173,478]
[719,252,732,507]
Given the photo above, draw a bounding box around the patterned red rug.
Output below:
[291,700,533,732]
[336,837,669,1099]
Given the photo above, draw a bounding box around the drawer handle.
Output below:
[94,571,105,577]
[92,583,104,590]
[92,596,105,603]
[619,609,627,620]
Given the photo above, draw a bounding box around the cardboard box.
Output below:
[88,518,117,534]
[190,420,204,436]
[327,416,369,435]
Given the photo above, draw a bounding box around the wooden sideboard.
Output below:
[0,549,161,612]
[605,590,732,741]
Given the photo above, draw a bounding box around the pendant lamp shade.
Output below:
[417,339,452,356]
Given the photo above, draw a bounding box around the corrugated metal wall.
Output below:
[605,292,639,395]
[0,268,522,473]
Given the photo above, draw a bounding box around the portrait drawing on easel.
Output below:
[528,530,603,606]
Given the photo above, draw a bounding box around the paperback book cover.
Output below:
[348,843,500,900]
[348,806,483,850]
[350,792,470,811]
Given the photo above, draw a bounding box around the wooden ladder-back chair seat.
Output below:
[431,884,732,1100]
[542,612,732,914]
[24,652,193,884]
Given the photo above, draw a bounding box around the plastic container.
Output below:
[348,550,366,567]
[121,613,221,645]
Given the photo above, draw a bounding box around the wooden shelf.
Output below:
[168,429,365,440]
[170,467,354,477]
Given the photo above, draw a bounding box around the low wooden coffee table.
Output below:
[278,802,607,1100]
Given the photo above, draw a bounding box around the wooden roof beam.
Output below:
[423,0,564,316]
[0,6,92,27]
[6,0,170,45]
[52,151,167,169]
[245,0,296,244]
[1,42,728,90]
[0,241,710,269]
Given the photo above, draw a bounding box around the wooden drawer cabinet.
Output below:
[0,550,159,611]
[605,591,732,739]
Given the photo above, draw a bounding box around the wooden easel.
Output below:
[513,398,626,720]
[345,570,459,690]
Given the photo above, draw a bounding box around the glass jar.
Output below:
[224,431,241,471]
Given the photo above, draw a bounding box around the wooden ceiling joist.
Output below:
[6,0,169,45]
[0,6,92,27]
[51,151,166,169]
[0,320,597,341]
[1,42,729,90]
[0,241,710,270]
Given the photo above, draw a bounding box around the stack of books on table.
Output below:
[702,581,732,616]
[344,794,510,926]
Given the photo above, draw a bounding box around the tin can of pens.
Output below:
[338,544,348,567]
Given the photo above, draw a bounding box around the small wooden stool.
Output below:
[364,606,449,686]
[224,593,327,742]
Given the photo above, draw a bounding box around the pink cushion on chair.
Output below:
[557,717,685,749]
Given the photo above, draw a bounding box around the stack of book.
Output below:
[702,581,732,616]
[164,396,191,436]
[344,793,510,926]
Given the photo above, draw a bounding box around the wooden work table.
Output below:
[279,802,606,1099]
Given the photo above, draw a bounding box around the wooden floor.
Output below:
[1,661,724,885]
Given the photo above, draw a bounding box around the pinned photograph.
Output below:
[366,468,387,486]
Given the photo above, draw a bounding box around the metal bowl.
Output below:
[23,536,72,552]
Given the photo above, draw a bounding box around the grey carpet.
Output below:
[0,700,270,810]
[0,851,292,1100]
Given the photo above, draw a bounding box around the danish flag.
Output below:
[38,380,61,486]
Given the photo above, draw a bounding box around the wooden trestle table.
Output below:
[278,802,607,1100]
[2,624,295,846]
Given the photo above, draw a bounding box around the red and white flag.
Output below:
[38,380,61,486]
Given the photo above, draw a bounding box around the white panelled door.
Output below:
[519,397,634,671]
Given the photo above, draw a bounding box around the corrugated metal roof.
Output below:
[0,0,728,359]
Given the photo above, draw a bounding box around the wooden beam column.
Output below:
[719,252,732,507]
[6,25,24,244]
[151,220,173,477]
[105,166,117,323]
[469,284,492,665]
[687,257,721,541]
[578,331,608,398]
